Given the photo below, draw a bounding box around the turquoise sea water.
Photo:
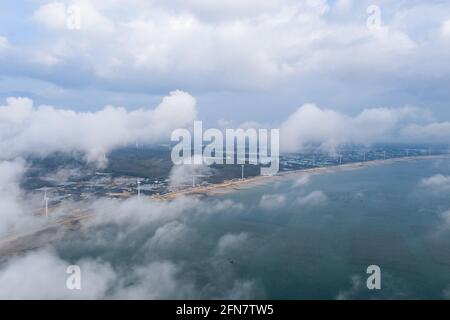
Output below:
[57,158,450,299]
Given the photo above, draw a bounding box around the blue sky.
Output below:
[0,0,450,125]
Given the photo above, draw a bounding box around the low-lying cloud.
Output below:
[216,232,250,255]
[280,103,430,153]
[0,248,115,299]
[0,159,43,237]
[0,193,259,299]
[296,190,328,206]
[259,194,286,210]
[0,90,196,165]
[420,174,450,189]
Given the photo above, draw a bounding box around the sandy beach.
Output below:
[149,154,450,200]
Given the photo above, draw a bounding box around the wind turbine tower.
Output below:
[137,179,141,200]
[192,175,206,187]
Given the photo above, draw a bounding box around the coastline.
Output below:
[1,154,449,258]
[149,154,450,200]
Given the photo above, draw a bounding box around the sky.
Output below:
[0,0,450,126]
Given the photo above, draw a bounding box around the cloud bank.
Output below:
[0,194,259,299]
[280,103,431,153]
[0,160,42,237]
[1,0,450,120]
[0,91,196,165]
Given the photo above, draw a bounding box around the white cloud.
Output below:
[297,190,327,206]
[32,1,113,33]
[0,248,115,299]
[204,199,245,215]
[259,194,286,210]
[420,174,450,189]
[401,122,450,142]
[86,196,195,228]
[280,103,428,152]
[15,0,448,98]
[32,2,68,30]
[0,91,196,165]
[0,240,235,299]
[0,187,257,299]
[292,173,310,187]
[168,158,213,189]
[216,232,250,255]
[0,92,446,170]
[333,0,353,13]
[0,160,42,237]
[147,221,191,250]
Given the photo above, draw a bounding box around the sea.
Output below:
[55,157,450,299]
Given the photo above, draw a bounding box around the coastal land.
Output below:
[0,154,449,258]
[150,154,450,200]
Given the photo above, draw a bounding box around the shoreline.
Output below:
[1,154,449,257]
[149,154,450,200]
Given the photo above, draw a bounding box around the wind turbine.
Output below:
[383,150,386,160]
[192,175,206,187]
[338,154,342,165]
[137,178,141,200]
[236,157,247,180]
[44,187,49,219]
